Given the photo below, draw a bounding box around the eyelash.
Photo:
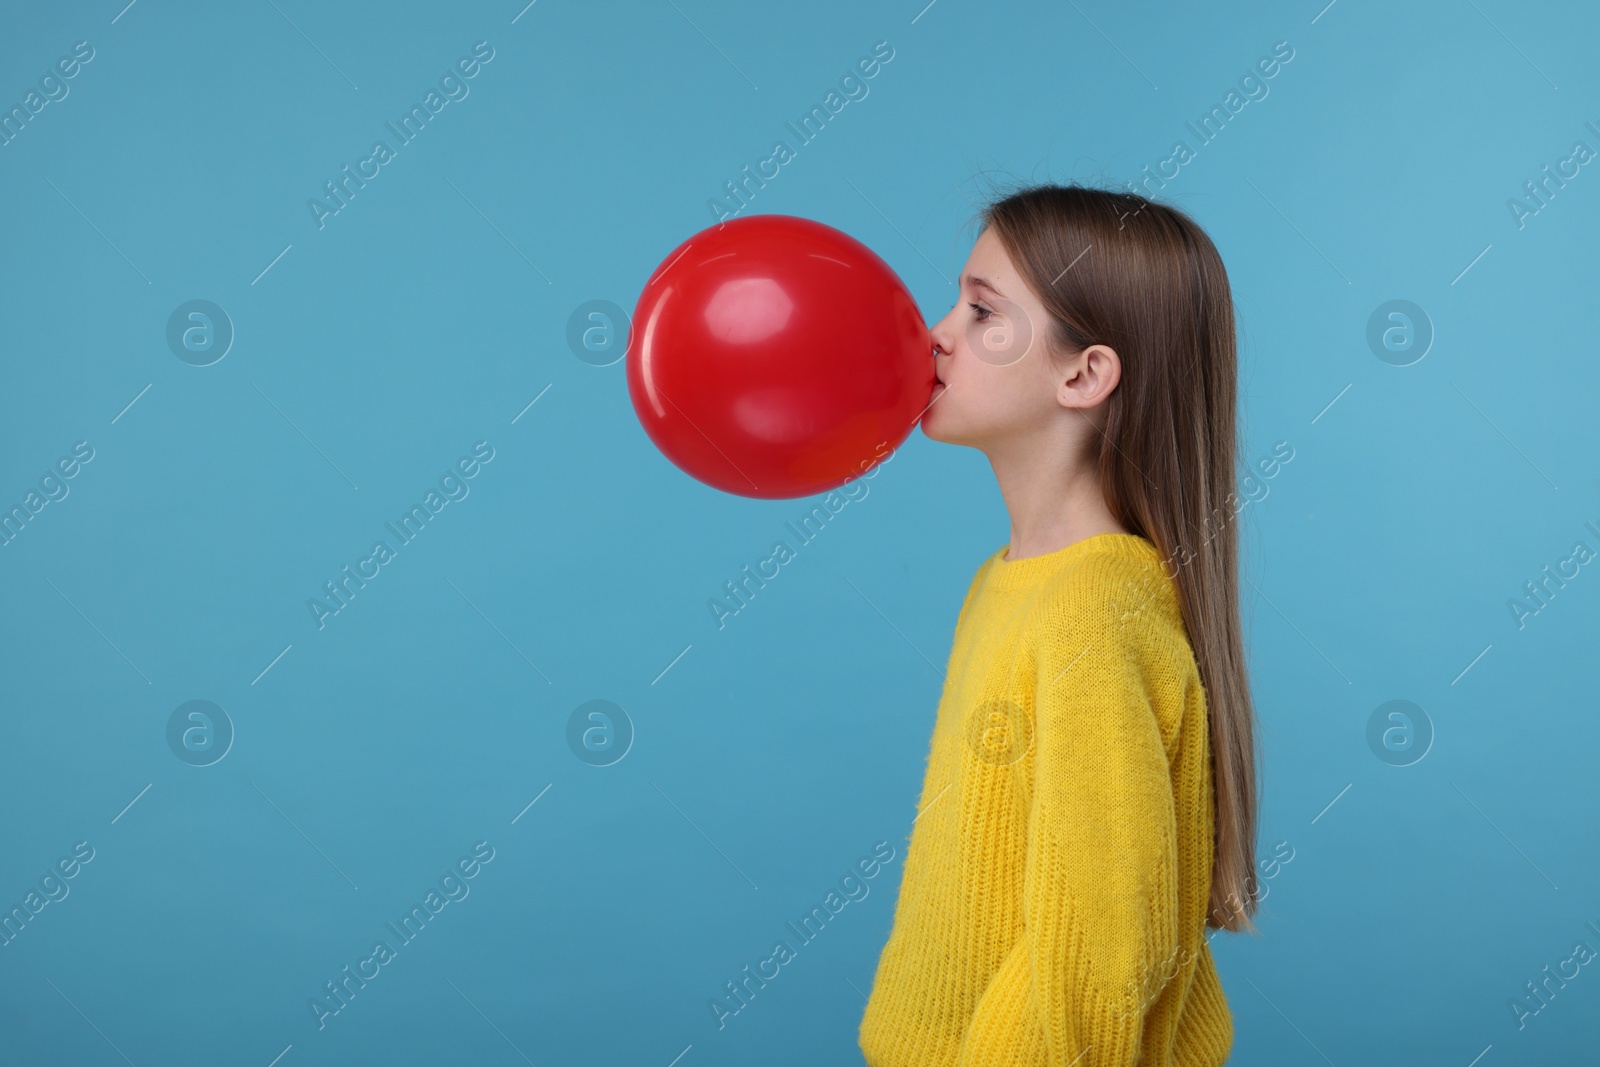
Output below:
[968,302,992,322]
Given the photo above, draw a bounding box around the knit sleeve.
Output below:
[955,588,1182,1067]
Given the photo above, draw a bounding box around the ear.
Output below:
[1055,344,1121,410]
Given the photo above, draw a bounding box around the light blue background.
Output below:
[2,1,1597,1064]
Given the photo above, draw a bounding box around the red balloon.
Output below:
[626,214,932,499]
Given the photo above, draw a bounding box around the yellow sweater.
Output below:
[858,532,1232,1067]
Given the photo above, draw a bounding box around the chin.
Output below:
[922,417,969,447]
[921,389,954,441]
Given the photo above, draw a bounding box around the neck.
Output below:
[986,441,1128,561]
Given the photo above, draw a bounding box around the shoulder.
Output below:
[1034,536,1183,636]
[1030,543,1196,751]
[1025,540,1197,720]
[955,551,1000,620]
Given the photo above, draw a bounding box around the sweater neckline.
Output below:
[984,531,1162,593]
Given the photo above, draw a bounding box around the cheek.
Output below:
[950,336,989,382]
[942,369,1000,422]
[966,310,1034,370]
[972,365,1049,425]
[947,343,1031,412]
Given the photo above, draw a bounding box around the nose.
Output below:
[929,309,956,357]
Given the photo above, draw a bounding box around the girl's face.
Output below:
[922,228,1062,448]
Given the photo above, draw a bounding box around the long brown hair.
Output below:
[978,181,1261,933]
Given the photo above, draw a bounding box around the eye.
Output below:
[968,302,992,323]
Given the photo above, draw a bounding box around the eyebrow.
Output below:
[962,274,1007,299]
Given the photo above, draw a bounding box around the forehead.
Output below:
[961,229,1021,298]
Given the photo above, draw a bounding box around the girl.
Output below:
[858,183,1260,1067]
